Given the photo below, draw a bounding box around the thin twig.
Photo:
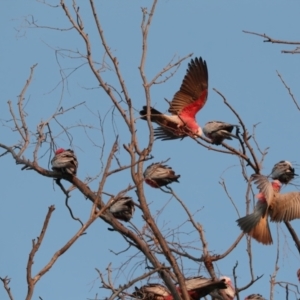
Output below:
[0,277,14,300]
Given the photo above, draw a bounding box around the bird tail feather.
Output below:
[140,106,163,121]
[237,209,273,245]
[249,216,273,245]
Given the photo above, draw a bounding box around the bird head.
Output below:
[219,276,235,299]
[55,148,65,155]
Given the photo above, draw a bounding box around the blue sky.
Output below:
[1,1,300,299]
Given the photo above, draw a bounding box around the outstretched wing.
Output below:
[251,174,275,207]
[168,57,208,118]
[270,192,300,222]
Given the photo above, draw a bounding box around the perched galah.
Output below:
[109,197,135,222]
[133,277,228,300]
[133,283,173,300]
[51,148,78,176]
[210,276,235,300]
[140,57,208,140]
[143,163,180,188]
[181,276,228,300]
[244,294,266,300]
[237,174,300,244]
[270,160,297,184]
[203,121,239,145]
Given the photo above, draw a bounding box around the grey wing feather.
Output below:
[251,174,274,206]
[154,127,186,140]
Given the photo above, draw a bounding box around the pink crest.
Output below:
[55,148,65,155]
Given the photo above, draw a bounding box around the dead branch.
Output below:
[0,276,14,300]
[276,70,300,110]
[243,30,300,45]
[26,205,55,300]
[284,221,300,254]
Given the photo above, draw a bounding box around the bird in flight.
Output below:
[143,162,180,188]
[140,57,208,140]
[237,174,300,244]
[270,160,297,184]
[203,121,239,145]
[51,148,78,176]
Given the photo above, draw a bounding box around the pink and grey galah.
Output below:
[133,284,173,300]
[270,160,297,184]
[133,276,228,300]
[51,148,78,176]
[203,121,239,145]
[244,294,266,300]
[181,276,228,300]
[237,174,300,245]
[109,197,135,222]
[140,57,208,140]
[210,276,235,300]
[143,163,180,188]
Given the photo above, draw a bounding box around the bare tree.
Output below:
[1,1,300,300]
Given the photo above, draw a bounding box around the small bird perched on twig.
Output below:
[270,160,297,184]
[51,148,78,176]
[237,174,300,245]
[203,121,239,145]
[143,162,180,188]
[109,197,135,222]
[140,56,208,140]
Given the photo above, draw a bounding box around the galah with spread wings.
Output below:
[109,197,135,222]
[270,160,297,184]
[143,163,180,188]
[244,294,266,300]
[203,121,239,145]
[51,148,78,176]
[140,57,208,140]
[237,174,300,245]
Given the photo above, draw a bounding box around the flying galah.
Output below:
[143,163,180,188]
[244,294,266,300]
[237,174,300,244]
[109,197,135,222]
[203,121,239,145]
[140,57,208,140]
[270,160,297,184]
[51,148,78,176]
